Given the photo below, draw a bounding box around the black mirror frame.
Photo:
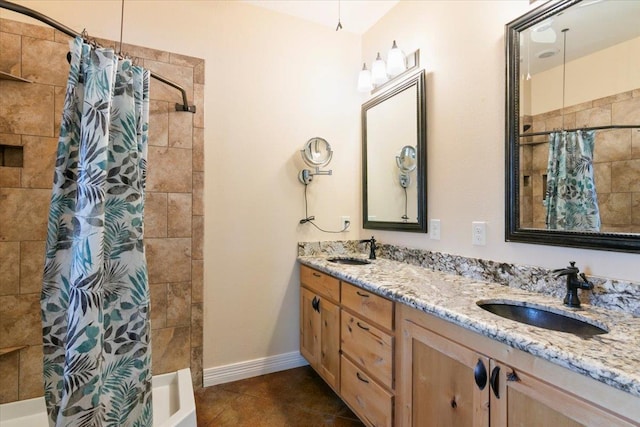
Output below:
[505,0,639,253]
[362,70,427,233]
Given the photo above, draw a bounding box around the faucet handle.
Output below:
[552,261,579,277]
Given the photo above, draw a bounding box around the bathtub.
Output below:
[0,368,196,427]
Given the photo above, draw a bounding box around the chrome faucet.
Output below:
[360,236,377,260]
[553,261,593,308]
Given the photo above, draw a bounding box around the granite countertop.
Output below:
[298,255,640,398]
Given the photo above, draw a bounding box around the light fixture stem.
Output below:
[118,0,125,54]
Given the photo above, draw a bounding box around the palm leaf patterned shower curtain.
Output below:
[544,130,600,232]
[41,37,152,427]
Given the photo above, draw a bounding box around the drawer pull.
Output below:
[313,272,321,278]
[356,321,370,331]
[356,291,370,298]
[356,372,370,384]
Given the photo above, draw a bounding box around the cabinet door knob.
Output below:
[474,359,488,390]
[490,366,500,398]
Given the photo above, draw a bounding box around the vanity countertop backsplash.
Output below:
[297,240,640,398]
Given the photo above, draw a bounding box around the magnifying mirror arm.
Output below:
[298,167,332,185]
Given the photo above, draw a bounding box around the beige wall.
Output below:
[361,1,639,283]
[2,0,638,383]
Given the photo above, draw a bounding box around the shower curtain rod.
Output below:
[519,124,639,138]
[0,0,196,113]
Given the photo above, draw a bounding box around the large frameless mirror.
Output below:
[363,70,427,232]
[505,0,640,253]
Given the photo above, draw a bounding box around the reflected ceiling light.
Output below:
[357,63,373,92]
[371,52,388,85]
[530,19,556,43]
[387,40,407,76]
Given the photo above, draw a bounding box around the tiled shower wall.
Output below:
[0,18,204,403]
[520,89,640,232]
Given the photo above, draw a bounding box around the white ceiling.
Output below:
[241,0,399,34]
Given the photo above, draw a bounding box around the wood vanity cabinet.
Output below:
[300,265,341,391]
[396,304,640,427]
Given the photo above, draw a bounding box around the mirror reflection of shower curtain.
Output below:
[544,130,600,232]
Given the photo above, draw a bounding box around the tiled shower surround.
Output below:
[0,18,204,403]
[519,89,640,232]
[298,240,640,317]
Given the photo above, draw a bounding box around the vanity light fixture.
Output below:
[358,42,418,94]
[298,137,333,185]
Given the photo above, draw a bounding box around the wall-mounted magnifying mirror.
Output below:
[299,137,333,185]
[505,0,640,253]
[396,145,417,188]
[363,70,427,232]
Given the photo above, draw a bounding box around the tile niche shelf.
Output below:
[0,71,32,83]
[0,346,28,357]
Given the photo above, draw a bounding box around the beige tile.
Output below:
[0,82,54,137]
[594,129,631,163]
[168,110,193,149]
[0,241,20,295]
[144,192,167,238]
[0,133,21,146]
[194,84,204,129]
[0,188,50,241]
[191,260,203,304]
[53,30,73,44]
[151,326,190,375]
[545,113,575,131]
[612,96,640,125]
[190,303,202,348]
[193,128,204,172]
[54,86,65,135]
[575,106,611,128]
[611,159,640,193]
[599,193,631,226]
[633,129,640,159]
[532,195,546,225]
[22,37,69,87]
[632,193,640,226]
[593,91,633,108]
[168,193,192,238]
[150,283,167,330]
[520,145,532,171]
[593,163,611,194]
[144,60,193,104]
[194,61,205,85]
[0,167,21,187]
[147,147,192,193]
[19,345,44,399]
[0,351,19,403]
[0,32,21,76]
[193,172,204,216]
[532,142,548,171]
[145,238,191,284]
[149,100,169,147]
[563,100,593,115]
[190,346,203,389]
[192,216,203,261]
[167,282,191,327]
[20,241,45,294]
[532,172,545,199]
[21,136,58,189]
[0,19,54,40]
[169,53,203,68]
[121,43,169,63]
[0,293,42,347]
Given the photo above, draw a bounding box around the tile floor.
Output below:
[195,366,366,426]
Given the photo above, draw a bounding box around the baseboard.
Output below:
[202,351,309,387]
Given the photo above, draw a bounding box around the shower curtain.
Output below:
[544,130,600,232]
[41,37,152,427]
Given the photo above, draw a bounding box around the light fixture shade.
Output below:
[371,52,388,85]
[357,63,373,92]
[387,40,406,76]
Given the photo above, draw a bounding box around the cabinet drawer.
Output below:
[341,356,393,427]
[342,282,393,331]
[341,312,393,389]
[300,265,340,302]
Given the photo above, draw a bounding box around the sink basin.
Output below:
[327,257,371,265]
[477,301,608,336]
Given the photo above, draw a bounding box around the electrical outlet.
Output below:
[472,221,487,246]
[341,216,351,231]
[430,219,441,240]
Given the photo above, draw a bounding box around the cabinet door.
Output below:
[319,297,340,391]
[300,287,320,367]
[489,360,638,427]
[398,319,490,427]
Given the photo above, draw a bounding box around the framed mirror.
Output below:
[363,70,427,232]
[505,0,640,253]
